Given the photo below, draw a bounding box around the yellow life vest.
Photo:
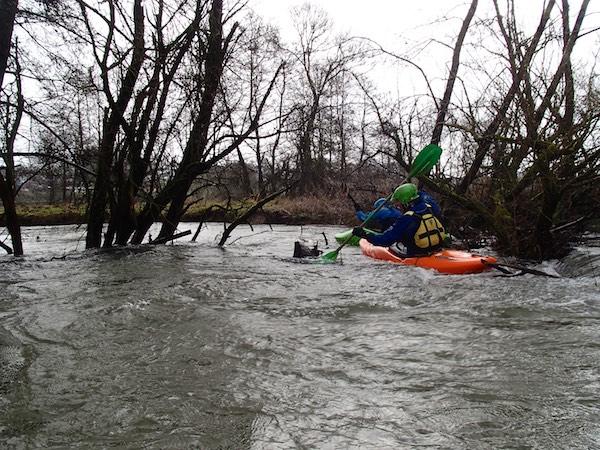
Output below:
[405,205,447,249]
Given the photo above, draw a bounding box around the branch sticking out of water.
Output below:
[485,261,560,278]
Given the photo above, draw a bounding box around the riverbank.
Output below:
[1,197,358,227]
[5,201,598,252]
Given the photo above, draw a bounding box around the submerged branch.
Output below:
[149,229,192,245]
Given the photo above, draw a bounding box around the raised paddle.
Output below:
[321,144,443,262]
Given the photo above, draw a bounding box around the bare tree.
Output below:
[286,3,360,193]
[109,0,208,246]
[456,0,557,195]
[130,0,284,244]
[82,0,146,248]
[0,0,21,254]
[435,0,597,258]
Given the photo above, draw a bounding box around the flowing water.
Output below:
[1,224,599,449]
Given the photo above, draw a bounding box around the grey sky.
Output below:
[247,0,599,96]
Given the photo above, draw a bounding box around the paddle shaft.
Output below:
[331,161,427,254]
[332,160,431,253]
[331,192,394,254]
[321,144,442,261]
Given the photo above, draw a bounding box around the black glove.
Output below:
[352,227,368,238]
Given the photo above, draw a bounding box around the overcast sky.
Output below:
[248,0,600,42]
[245,0,599,96]
[250,0,480,42]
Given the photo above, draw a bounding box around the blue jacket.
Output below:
[365,191,444,255]
[356,205,403,231]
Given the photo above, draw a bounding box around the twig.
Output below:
[227,229,273,245]
[549,216,587,233]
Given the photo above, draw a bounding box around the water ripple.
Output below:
[1,224,599,448]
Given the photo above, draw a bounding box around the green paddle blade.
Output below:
[408,144,442,178]
[321,249,340,262]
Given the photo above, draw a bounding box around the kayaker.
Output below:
[352,183,447,257]
[352,196,403,232]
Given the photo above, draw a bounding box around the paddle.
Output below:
[321,144,443,262]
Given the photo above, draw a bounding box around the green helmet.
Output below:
[393,183,419,204]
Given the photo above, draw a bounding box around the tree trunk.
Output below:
[132,0,228,243]
[431,0,478,146]
[131,37,282,245]
[255,128,264,194]
[0,0,17,87]
[153,0,225,242]
[114,1,199,246]
[297,103,319,193]
[534,151,561,259]
[237,147,253,196]
[0,172,22,255]
[0,37,23,256]
[85,0,145,248]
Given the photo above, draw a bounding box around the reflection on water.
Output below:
[1,224,600,448]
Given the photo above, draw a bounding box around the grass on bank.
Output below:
[185,195,355,225]
[3,203,88,226]
[2,196,359,227]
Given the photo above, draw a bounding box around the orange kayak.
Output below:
[359,239,497,274]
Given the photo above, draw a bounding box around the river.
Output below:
[1,223,599,449]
